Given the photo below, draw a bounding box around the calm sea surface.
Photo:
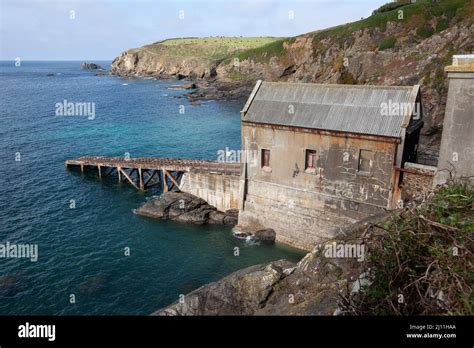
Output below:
[0,61,304,315]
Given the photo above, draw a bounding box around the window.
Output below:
[358,149,374,173]
[261,149,271,168]
[305,149,317,170]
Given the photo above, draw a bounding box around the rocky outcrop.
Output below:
[154,260,294,315]
[182,80,256,101]
[153,214,388,315]
[136,191,238,226]
[234,228,277,244]
[253,229,276,244]
[110,49,218,79]
[81,62,103,70]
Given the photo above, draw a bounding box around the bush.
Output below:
[379,36,397,50]
[340,183,474,315]
[339,71,358,85]
[436,17,450,32]
[416,25,434,38]
[372,1,408,15]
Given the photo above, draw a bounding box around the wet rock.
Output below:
[81,62,103,70]
[136,191,238,226]
[223,209,239,226]
[254,229,276,244]
[183,83,196,89]
[0,274,26,297]
[208,210,226,224]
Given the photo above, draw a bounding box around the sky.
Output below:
[0,0,388,60]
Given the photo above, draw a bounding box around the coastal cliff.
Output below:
[111,0,474,151]
[110,37,280,79]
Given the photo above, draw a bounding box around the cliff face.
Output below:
[110,37,281,79]
[111,49,219,79]
[111,0,474,151]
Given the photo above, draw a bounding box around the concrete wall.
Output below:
[180,171,240,211]
[434,55,474,186]
[238,124,399,250]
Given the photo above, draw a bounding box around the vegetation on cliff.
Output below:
[142,37,281,62]
[341,183,473,315]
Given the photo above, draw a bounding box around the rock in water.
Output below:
[254,229,276,244]
[81,62,103,70]
[136,191,238,226]
[223,209,239,226]
[183,83,196,89]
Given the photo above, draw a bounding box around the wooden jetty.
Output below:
[65,156,241,191]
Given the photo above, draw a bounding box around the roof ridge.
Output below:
[260,81,415,90]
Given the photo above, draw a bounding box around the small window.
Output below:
[358,149,374,173]
[305,149,317,170]
[261,149,271,168]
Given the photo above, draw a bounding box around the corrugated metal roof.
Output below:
[242,81,419,138]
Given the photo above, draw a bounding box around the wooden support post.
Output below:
[138,167,144,190]
[98,165,102,179]
[80,164,84,173]
[156,169,161,187]
[164,170,180,192]
[162,170,168,192]
[176,172,183,190]
[118,167,122,182]
[118,168,139,190]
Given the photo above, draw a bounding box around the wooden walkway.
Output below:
[65,156,241,191]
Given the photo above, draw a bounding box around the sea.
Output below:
[0,61,305,315]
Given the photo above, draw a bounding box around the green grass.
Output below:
[311,0,469,42]
[131,36,282,62]
[416,24,435,39]
[372,1,409,15]
[436,17,450,32]
[379,36,397,50]
[233,39,287,63]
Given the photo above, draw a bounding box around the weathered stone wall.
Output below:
[238,181,365,250]
[402,162,436,201]
[238,124,397,250]
[179,172,240,211]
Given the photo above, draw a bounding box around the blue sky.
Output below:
[0,0,388,60]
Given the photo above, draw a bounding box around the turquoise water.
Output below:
[0,61,304,315]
